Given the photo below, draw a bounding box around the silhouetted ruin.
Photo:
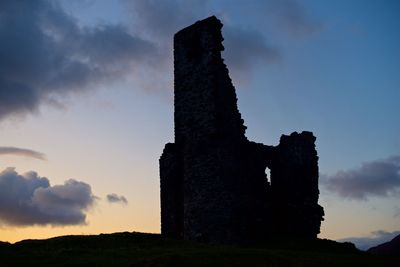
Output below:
[160,16,324,244]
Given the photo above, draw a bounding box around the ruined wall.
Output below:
[160,143,183,238]
[270,132,325,238]
[160,16,324,244]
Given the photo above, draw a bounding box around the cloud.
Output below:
[1,0,310,121]
[223,26,281,81]
[266,0,321,37]
[106,193,128,205]
[0,0,157,121]
[338,230,400,251]
[123,0,280,83]
[323,156,400,200]
[394,206,400,218]
[0,167,96,226]
[124,0,208,40]
[0,147,46,160]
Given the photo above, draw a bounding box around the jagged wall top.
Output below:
[174,16,246,144]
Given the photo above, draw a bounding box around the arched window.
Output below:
[265,167,271,183]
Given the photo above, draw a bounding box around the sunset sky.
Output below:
[0,0,399,250]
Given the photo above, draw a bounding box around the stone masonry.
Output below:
[160,16,324,244]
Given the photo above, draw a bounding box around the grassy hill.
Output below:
[0,232,399,267]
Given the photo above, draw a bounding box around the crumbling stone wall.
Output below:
[160,16,324,244]
[269,132,325,238]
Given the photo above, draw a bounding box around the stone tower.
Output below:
[160,16,324,244]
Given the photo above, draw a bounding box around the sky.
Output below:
[0,0,399,250]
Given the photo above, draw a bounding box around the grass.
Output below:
[0,232,398,267]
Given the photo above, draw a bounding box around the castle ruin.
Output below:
[160,16,324,244]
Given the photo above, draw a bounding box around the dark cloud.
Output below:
[0,147,46,160]
[323,156,400,200]
[338,230,400,251]
[0,167,96,226]
[123,0,279,83]
[266,0,321,37]
[124,0,208,40]
[106,193,128,205]
[223,26,280,81]
[1,0,313,121]
[0,0,157,121]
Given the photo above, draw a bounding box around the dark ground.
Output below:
[0,232,399,267]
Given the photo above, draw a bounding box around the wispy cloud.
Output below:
[123,0,208,40]
[223,25,281,82]
[123,0,281,83]
[0,147,46,160]
[0,167,96,226]
[394,206,400,218]
[323,155,400,200]
[266,0,322,37]
[338,230,400,251]
[106,193,128,205]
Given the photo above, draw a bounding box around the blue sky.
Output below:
[0,0,399,249]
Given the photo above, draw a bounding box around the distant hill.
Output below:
[0,232,398,267]
[368,234,400,256]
